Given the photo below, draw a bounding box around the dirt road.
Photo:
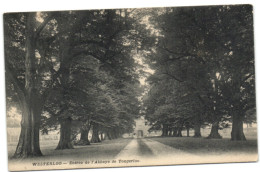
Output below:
[8,137,258,171]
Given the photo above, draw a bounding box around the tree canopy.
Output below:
[4,5,256,158]
[143,5,255,140]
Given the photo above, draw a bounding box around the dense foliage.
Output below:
[4,9,147,157]
[143,5,255,140]
[4,5,256,159]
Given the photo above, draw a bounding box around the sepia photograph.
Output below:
[2,2,258,171]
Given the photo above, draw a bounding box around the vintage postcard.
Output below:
[4,4,257,171]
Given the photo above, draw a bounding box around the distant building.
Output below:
[127,116,160,138]
[133,116,150,138]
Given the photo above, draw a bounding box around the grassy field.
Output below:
[149,137,258,156]
[195,126,258,140]
[8,138,133,171]
[8,138,131,159]
[146,125,258,140]
[7,125,258,159]
[7,134,258,171]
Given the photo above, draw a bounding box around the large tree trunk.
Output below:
[230,73,246,141]
[177,127,183,137]
[194,114,202,137]
[91,124,101,143]
[168,128,173,136]
[110,129,117,139]
[76,127,90,145]
[13,13,43,158]
[56,41,73,149]
[114,128,121,139]
[173,127,178,137]
[106,130,112,140]
[186,127,190,137]
[207,121,222,139]
[31,97,43,155]
[56,118,74,149]
[194,124,201,137]
[231,114,246,141]
[176,122,184,137]
[161,124,168,137]
[100,132,104,141]
[13,98,43,158]
[165,126,169,137]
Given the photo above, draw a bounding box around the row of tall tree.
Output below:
[143,5,256,141]
[5,9,149,158]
